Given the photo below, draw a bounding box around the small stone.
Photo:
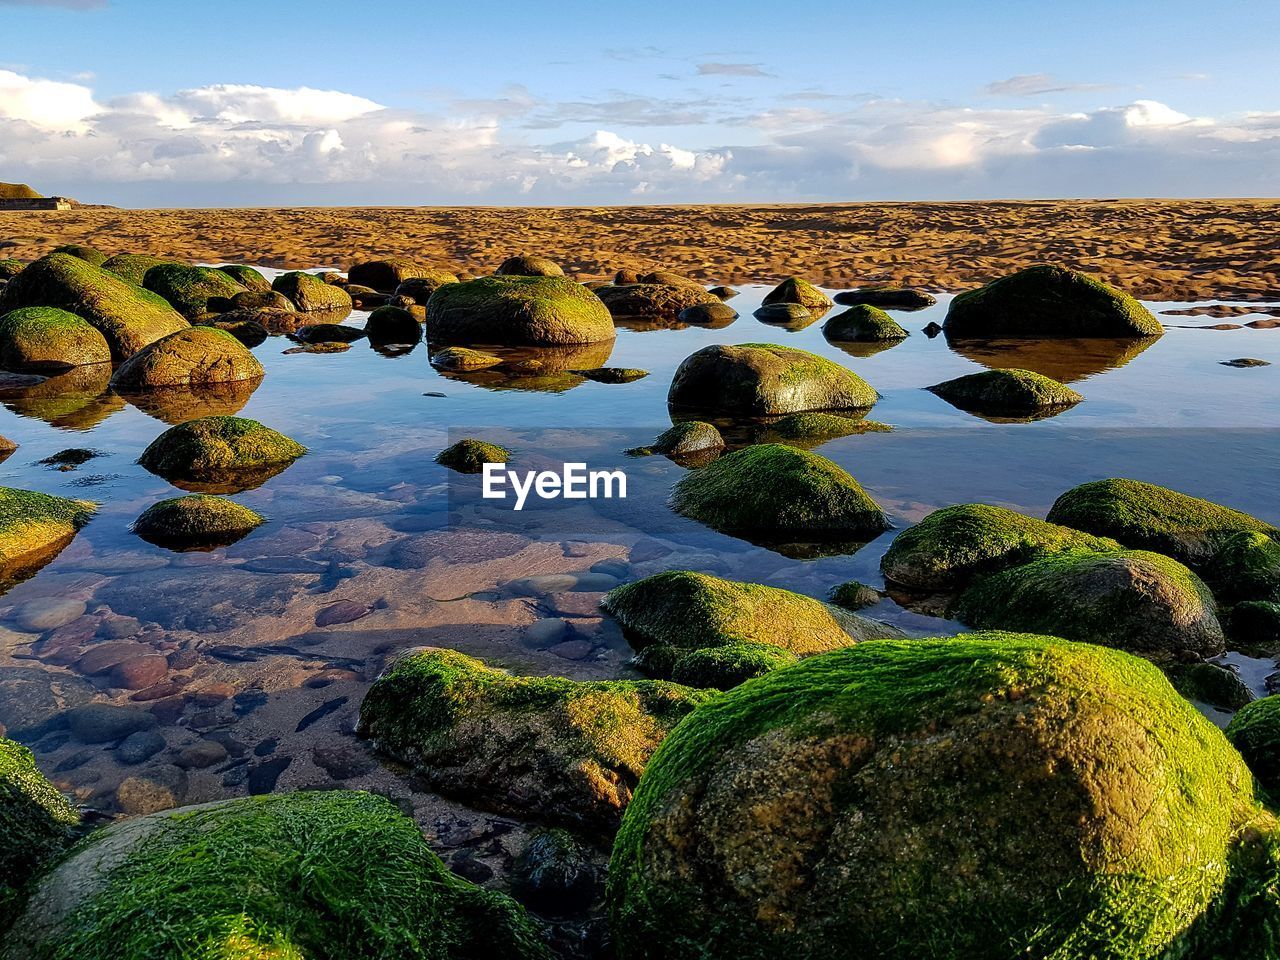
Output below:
[14,597,87,632]
[77,641,150,676]
[1221,358,1271,368]
[523,618,569,649]
[175,740,228,769]
[116,767,185,814]
[315,600,369,627]
[110,654,169,690]
[116,729,166,765]
[450,852,494,884]
[549,639,594,661]
[97,616,142,639]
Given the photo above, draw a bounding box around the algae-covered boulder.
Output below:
[215,264,270,291]
[511,829,599,917]
[132,494,264,550]
[670,443,888,546]
[271,271,354,316]
[363,305,421,345]
[761,276,832,311]
[4,790,551,960]
[142,264,245,319]
[928,368,1083,417]
[822,304,909,342]
[358,648,714,832]
[596,283,721,320]
[496,254,565,278]
[110,326,264,391]
[1047,478,1279,567]
[833,287,937,310]
[944,264,1162,338]
[99,254,179,286]
[881,503,1120,591]
[1168,661,1254,712]
[230,289,294,313]
[1,737,78,925]
[669,643,799,689]
[954,549,1224,661]
[0,306,111,371]
[1227,696,1280,800]
[138,416,306,492]
[631,421,723,459]
[51,244,107,267]
[0,260,25,281]
[668,343,876,417]
[1204,531,1280,605]
[0,254,188,360]
[753,302,815,329]
[0,486,95,585]
[827,580,882,610]
[429,346,504,372]
[426,275,614,346]
[1230,601,1280,648]
[436,438,509,474]
[347,257,435,292]
[602,570,903,676]
[609,633,1267,960]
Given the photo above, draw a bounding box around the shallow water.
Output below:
[1,276,1278,835]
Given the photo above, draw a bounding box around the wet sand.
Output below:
[3,199,1279,300]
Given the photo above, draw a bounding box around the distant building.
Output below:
[0,196,73,211]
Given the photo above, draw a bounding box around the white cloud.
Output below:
[0,69,100,130]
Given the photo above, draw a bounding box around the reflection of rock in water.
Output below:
[754,304,830,331]
[610,315,690,333]
[0,363,125,431]
[938,404,1079,424]
[945,336,1158,383]
[829,338,906,360]
[0,533,81,598]
[159,461,295,496]
[118,378,262,425]
[430,340,614,393]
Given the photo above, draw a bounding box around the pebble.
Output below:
[15,597,87,632]
[116,767,185,814]
[315,600,368,627]
[116,729,166,765]
[110,654,170,690]
[523,618,568,649]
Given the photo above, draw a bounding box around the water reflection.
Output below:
[429,341,614,393]
[0,364,123,431]
[945,336,1159,383]
[118,378,262,425]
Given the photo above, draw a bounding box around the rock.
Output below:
[115,729,166,765]
[173,740,227,771]
[602,570,903,676]
[761,276,832,311]
[678,302,737,326]
[290,322,365,344]
[0,259,24,280]
[0,253,188,360]
[570,366,648,383]
[668,343,876,417]
[142,264,246,319]
[426,275,615,346]
[822,304,910,342]
[67,703,158,744]
[51,244,107,266]
[229,289,294,312]
[271,271,353,316]
[523,618,569,649]
[669,642,799,689]
[138,416,306,491]
[1203,531,1280,604]
[212,306,302,337]
[496,254,565,277]
[76,641,150,676]
[511,829,599,916]
[827,580,882,610]
[881,503,1120,592]
[608,633,1269,960]
[210,317,268,348]
[110,654,169,690]
[753,302,813,326]
[346,258,440,293]
[364,305,421,345]
[953,549,1225,661]
[1230,601,1280,648]
[633,421,723,458]
[0,667,96,740]
[436,438,509,474]
[928,368,1083,417]
[1168,661,1254,711]
[0,434,14,462]
[215,264,270,291]
[709,285,738,299]
[0,486,96,583]
[358,648,714,832]
[1,736,78,917]
[393,272,460,303]
[943,264,1162,338]
[596,283,721,320]
[429,346,504,371]
[0,306,112,371]
[669,444,889,546]
[1047,478,1279,567]
[833,286,937,309]
[99,254,180,285]
[639,271,703,288]
[315,599,368,627]
[1227,695,1280,801]
[14,596,87,632]
[110,326,264,390]
[1221,358,1271,368]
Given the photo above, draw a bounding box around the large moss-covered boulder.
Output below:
[954,549,1224,661]
[358,648,714,832]
[0,486,95,584]
[99,254,179,286]
[4,790,550,960]
[1227,696,1280,801]
[271,271,353,317]
[668,343,876,417]
[138,416,306,492]
[426,275,614,346]
[927,368,1083,417]
[0,306,111,371]
[596,283,721,320]
[496,254,564,277]
[393,272,459,304]
[0,254,188,360]
[132,494,264,550]
[142,264,245,319]
[348,257,436,293]
[670,443,888,546]
[881,503,1121,591]
[1204,531,1280,605]
[761,276,832,311]
[51,244,107,267]
[363,305,421,345]
[669,643,799,690]
[110,326,264,390]
[0,260,25,281]
[1047,478,1279,567]
[1,737,78,925]
[215,264,270,292]
[944,264,1162,338]
[609,634,1270,960]
[822,304,909,342]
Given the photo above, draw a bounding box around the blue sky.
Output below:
[1,0,1278,205]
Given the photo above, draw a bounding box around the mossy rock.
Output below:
[677,301,737,326]
[436,438,509,473]
[668,343,876,417]
[1047,477,1279,567]
[602,570,904,675]
[138,416,306,492]
[110,326,264,390]
[215,264,271,292]
[638,271,703,288]
[271,271,354,317]
[0,254,188,361]
[1228,696,1280,801]
[822,304,909,342]
[881,503,1121,591]
[140,264,246,319]
[50,244,107,267]
[608,633,1269,960]
[346,258,433,293]
[229,289,294,313]
[669,642,799,689]
[496,254,565,277]
[99,254,180,286]
[1230,601,1280,649]
[944,264,1162,338]
[132,494,264,550]
[1168,661,1254,711]
[1,737,78,927]
[364,305,421,345]
[928,367,1083,416]
[634,421,723,458]
[0,485,96,584]
[1204,531,1280,605]
[429,346,503,372]
[511,829,599,917]
[393,273,459,304]
[0,306,111,371]
[0,364,120,432]
[4,790,551,960]
[211,318,268,349]
[357,648,714,832]
[753,302,815,329]
[827,579,882,610]
[833,286,937,309]
[670,443,889,546]
[596,283,721,320]
[954,549,1225,661]
[0,260,26,281]
[761,276,832,311]
[426,275,614,346]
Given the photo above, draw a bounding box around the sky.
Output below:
[1,0,1278,207]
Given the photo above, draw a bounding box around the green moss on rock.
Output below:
[633,421,724,458]
[215,264,270,292]
[271,272,353,317]
[1,736,78,926]
[141,264,245,319]
[429,346,503,371]
[828,579,882,610]
[496,255,565,278]
[1168,661,1254,712]
[1204,531,1280,605]
[358,648,714,832]
[761,276,832,311]
[822,304,909,342]
[132,494,264,549]
[669,642,799,689]
[138,416,306,490]
[609,633,1266,960]
[761,411,887,444]
[0,260,26,281]
[1228,696,1280,801]
[99,254,179,286]
[364,305,421,345]
[0,306,111,371]
[596,283,721,320]
[427,275,615,346]
[927,367,1083,416]
[51,244,107,267]
[110,326,264,390]
[0,485,95,579]
[347,258,437,293]
[435,438,509,473]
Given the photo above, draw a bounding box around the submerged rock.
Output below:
[944,264,1162,338]
[570,366,648,383]
[132,494,264,549]
[496,254,565,277]
[608,633,1270,960]
[142,264,245,319]
[0,486,95,585]
[927,368,1083,417]
[271,271,354,316]
[110,326,264,390]
[753,302,813,327]
[822,304,909,342]
[363,305,421,344]
[761,276,832,311]
[596,283,721,320]
[358,647,714,832]
[138,416,306,491]
[427,275,614,346]
[1,737,78,924]
[436,438,509,473]
[0,306,111,371]
[827,579,882,610]
[668,343,876,417]
[833,286,937,309]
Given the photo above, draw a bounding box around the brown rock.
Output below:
[315,600,368,627]
[175,740,228,769]
[110,654,169,690]
[77,641,151,676]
